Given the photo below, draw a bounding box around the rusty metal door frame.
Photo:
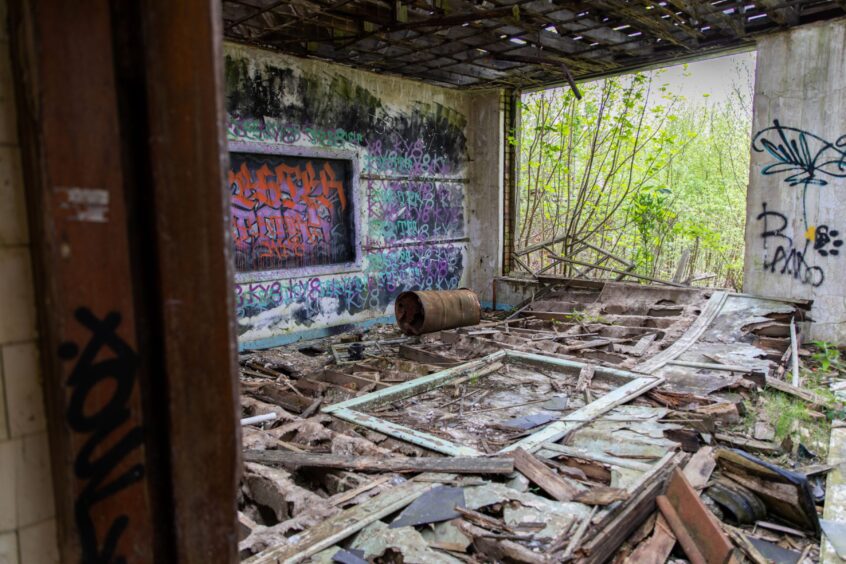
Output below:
[9,1,240,562]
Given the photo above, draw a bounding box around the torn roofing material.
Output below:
[237,279,826,563]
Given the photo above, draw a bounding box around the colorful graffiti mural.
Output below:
[229,153,355,272]
[224,49,469,339]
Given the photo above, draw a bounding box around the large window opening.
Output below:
[513,51,756,290]
[229,148,358,273]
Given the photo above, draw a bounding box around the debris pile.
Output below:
[237,280,846,563]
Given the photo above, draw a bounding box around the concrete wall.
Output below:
[744,18,846,343]
[0,0,59,560]
[466,91,503,305]
[225,43,503,348]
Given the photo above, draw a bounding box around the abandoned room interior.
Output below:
[3,0,846,563]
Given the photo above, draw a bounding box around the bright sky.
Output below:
[650,50,757,108]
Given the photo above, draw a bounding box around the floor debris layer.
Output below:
[237,279,845,563]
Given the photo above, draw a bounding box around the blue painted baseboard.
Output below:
[238,301,515,351]
[239,314,397,351]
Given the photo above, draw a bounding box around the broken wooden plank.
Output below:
[624,514,676,564]
[543,255,686,287]
[575,364,596,393]
[630,333,658,357]
[574,486,629,506]
[247,382,314,413]
[580,452,685,564]
[313,369,390,390]
[626,442,716,562]
[765,376,831,408]
[243,450,514,474]
[329,407,483,456]
[716,448,820,534]
[502,366,664,453]
[327,475,394,507]
[696,402,741,425]
[656,495,707,564]
[454,506,514,533]
[244,473,454,564]
[561,505,598,559]
[635,291,728,374]
[683,446,716,491]
[509,447,578,501]
[714,433,781,455]
[666,359,756,373]
[538,442,653,471]
[323,351,507,414]
[722,526,770,564]
[399,344,463,366]
[456,520,545,564]
[662,468,734,564]
[821,421,846,564]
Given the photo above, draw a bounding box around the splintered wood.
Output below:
[509,447,578,501]
[237,282,824,563]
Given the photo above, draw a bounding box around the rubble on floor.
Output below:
[237,279,846,563]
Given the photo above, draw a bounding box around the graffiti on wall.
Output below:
[366,179,464,245]
[224,51,469,336]
[756,203,839,287]
[753,120,846,188]
[227,116,365,147]
[58,307,145,563]
[223,55,468,177]
[230,153,355,272]
[753,120,845,286]
[236,244,463,322]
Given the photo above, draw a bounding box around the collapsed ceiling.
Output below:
[222,0,846,89]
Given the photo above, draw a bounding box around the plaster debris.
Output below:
[236,279,843,563]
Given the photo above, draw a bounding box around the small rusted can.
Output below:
[395,289,481,335]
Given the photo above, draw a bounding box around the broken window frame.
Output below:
[229,141,364,281]
[322,349,664,457]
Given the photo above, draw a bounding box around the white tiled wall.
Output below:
[0,1,59,561]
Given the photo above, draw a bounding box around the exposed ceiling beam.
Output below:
[757,0,800,25]
[665,0,746,37]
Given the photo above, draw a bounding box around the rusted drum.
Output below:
[395,289,481,335]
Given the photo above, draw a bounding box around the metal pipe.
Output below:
[240,413,278,426]
[395,289,481,335]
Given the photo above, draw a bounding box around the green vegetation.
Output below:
[514,58,753,289]
[742,341,845,459]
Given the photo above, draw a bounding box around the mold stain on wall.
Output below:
[224,45,470,344]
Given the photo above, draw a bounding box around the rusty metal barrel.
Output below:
[394,289,481,335]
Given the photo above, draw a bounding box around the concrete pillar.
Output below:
[466,90,504,306]
[744,19,846,343]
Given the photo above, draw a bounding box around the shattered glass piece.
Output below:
[821,519,846,559]
[499,412,557,431]
[332,548,368,564]
[748,537,801,564]
[390,486,465,528]
[541,396,570,411]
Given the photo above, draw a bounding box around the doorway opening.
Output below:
[512,51,757,291]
